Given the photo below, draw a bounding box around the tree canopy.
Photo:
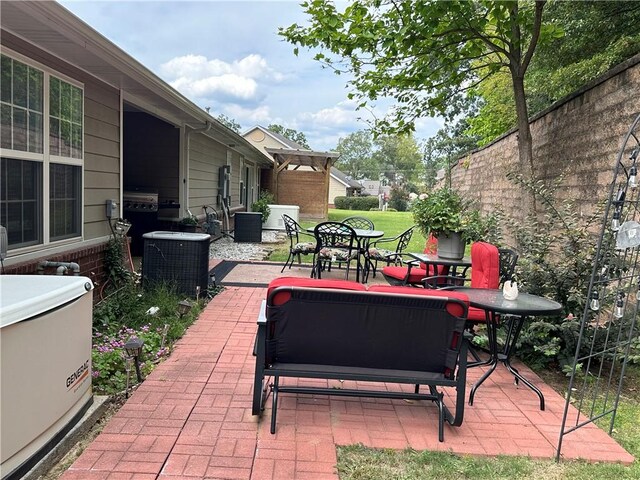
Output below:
[281,0,553,210]
[267,124,311,149]
[467,1,640,145]
[216,114,241,133]
[334,130,423,185]
[335,130,376,179]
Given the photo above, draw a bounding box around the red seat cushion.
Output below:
[464,242,500,323]
[382,264,450,285]
[267,277,366,305]
[467,305,489,322]
[381,265,428,284]
[470,242,500,289]
[367,285,470,318]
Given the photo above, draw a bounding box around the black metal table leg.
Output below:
[500,315,545,410]
[469,310,498,405]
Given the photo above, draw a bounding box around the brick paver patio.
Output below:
[62,268,634,480]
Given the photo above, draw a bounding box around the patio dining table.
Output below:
[306,227,384,282]
[452,287,563,410]
[407,252,472,283]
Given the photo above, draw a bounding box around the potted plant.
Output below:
[412,187,492,259]
[179,215,198,233]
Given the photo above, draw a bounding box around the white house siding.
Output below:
[328,177,347,206]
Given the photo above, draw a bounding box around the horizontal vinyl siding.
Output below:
[83,82,120,238]
[328,178,346,204]
[188,134,226,212]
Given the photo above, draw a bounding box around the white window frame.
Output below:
[1,48,84,253]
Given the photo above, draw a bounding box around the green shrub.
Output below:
[505,173,606,370]
[388,185,409,211]
[251,190,275,223]
[334,196,379,210]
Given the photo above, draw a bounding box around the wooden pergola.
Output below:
[265,147,340,219]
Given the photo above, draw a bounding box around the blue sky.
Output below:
[60,0,443,151]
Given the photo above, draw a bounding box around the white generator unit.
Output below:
[262,205,300,230]
[0,275,94,480]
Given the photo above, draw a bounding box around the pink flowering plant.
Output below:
[91,284,204,394]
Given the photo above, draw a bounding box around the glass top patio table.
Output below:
[407,252,471,269]
[453,287,562,410]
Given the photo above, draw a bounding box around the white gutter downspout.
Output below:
[184,122,212,218]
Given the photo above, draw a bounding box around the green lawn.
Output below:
[336,394,640,479]
[267,209,426,263]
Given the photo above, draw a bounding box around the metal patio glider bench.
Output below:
[252,277,470,442]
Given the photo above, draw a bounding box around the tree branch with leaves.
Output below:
[280,0,553,211]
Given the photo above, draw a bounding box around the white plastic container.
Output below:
[262,205,300,230]
[0,275,94,480]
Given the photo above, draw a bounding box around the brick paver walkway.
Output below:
[62,285,633,480]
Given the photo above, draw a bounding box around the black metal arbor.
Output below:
[557,113,640,460]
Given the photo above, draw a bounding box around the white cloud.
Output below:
[224,104,272,125]
[171,74,258,100]
[160,53,284,102]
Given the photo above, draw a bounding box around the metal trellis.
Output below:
[557,113,640,460]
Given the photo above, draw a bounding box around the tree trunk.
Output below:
[511,71,537,216]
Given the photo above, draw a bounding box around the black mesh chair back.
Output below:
[312,221,358,279]
[366,226,415,280]
[283,214,302,243]
[342,216,374,230]
[395,226,414,255]
[281,214,314,272]
[497,248,519,286]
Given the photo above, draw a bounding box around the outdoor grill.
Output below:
[123,191,158,212]
[123,190,160,255]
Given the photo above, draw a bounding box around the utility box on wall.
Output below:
[142,231,211,297]
[234,212,262,242]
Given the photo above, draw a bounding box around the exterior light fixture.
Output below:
[589,291,600,311]
[611,208,621,232]
[177,300,192,317]
[114,218,131,235]
[124,337,144,382]
[613,292,625,319]
[629,165,638,189]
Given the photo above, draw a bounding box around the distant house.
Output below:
[0,1,271,277]
[243,125,339,218]
[360,180,391,201]
[328,167,364,207]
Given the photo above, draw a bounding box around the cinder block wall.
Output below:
[450,55,640,234]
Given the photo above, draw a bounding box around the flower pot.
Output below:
[437,232,465,259]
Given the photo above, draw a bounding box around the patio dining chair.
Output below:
[281,214,315,273]
[311,222,359,280]
[381,234,449,286]
[366,226,415,279]
[342,216,374,230]
[422,242,519,365]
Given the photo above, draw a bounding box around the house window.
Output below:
[50,163,81,240]
[0,158,42,248]
[49,76,83,159]
[0,52,83,250]
[1,54,44,153]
